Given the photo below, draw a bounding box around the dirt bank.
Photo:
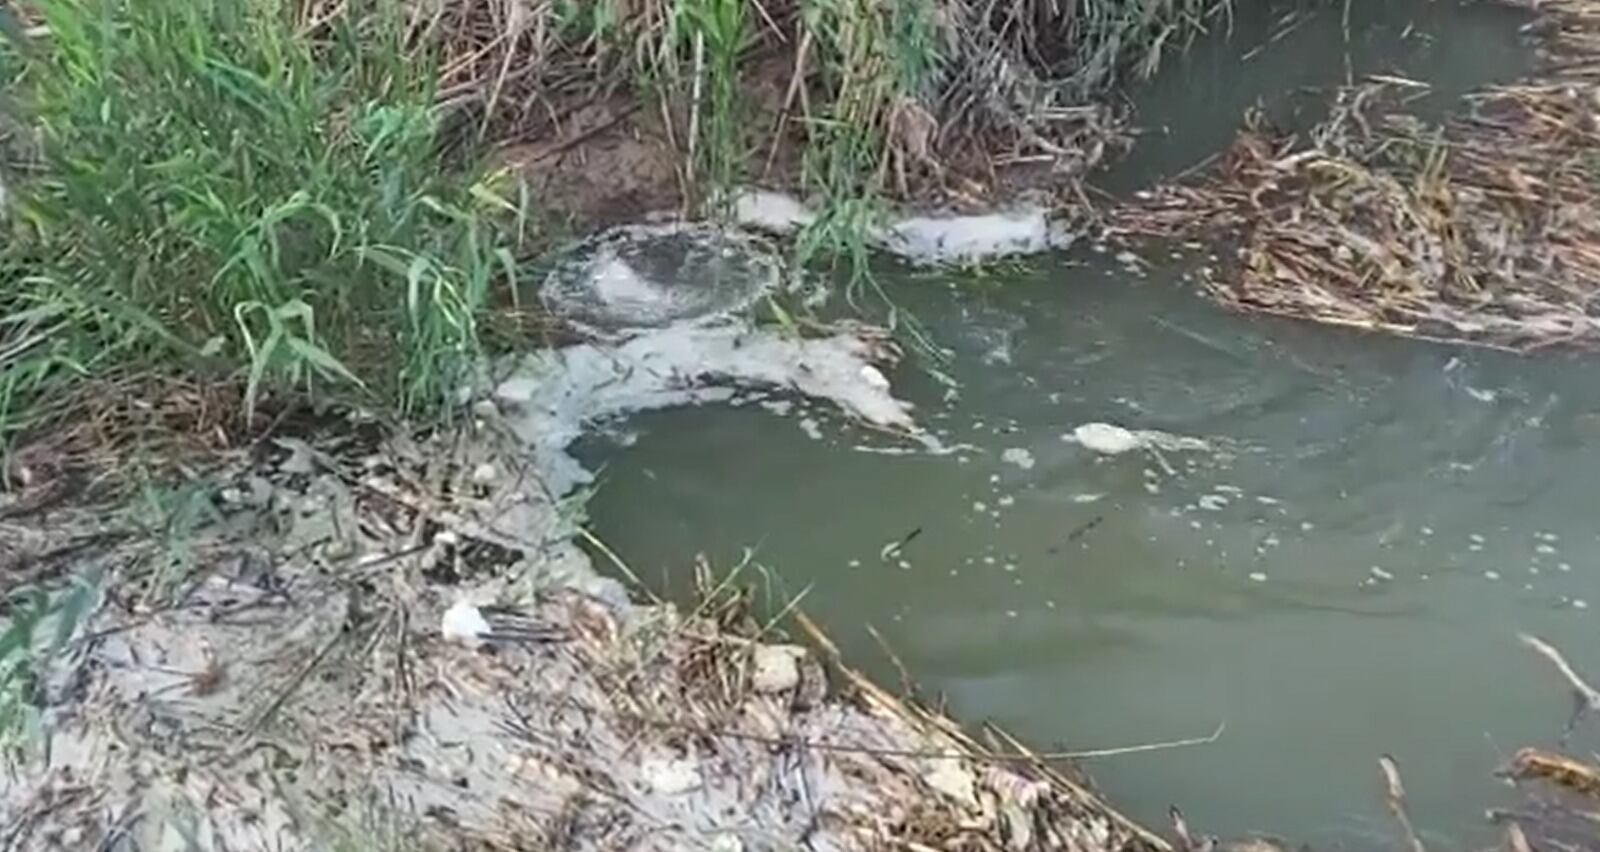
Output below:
[0,369,1172,852]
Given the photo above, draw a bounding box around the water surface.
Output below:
[575,3,1599,846]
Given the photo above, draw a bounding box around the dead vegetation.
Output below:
[1111,0,1600,351]
[363,0,1230,221]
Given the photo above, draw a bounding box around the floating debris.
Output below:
[1001,447,1037,470]
[1064,422,1211,455]
[1112,0,1600,351]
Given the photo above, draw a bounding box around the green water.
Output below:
[577,2,1600,847]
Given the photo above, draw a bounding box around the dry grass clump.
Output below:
[356,0,1229,211]
[1114,0,1600,351]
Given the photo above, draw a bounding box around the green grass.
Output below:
[0,0,530,442]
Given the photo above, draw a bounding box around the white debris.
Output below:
[922,759,978,808]
[751,645,805,694]
[878,209,1072,264]
[1370,566,1395,581]
[858,364,891,389]
[1064,421,1211,456]
[1001,448,1035,470]
[1066,423,1142,454]
[1574,599,1589,610]
[730,189,1076,263]
[1248,572,1268,583]
[494,324,918,495]
[441,600,493,645]
[731,189,816,233]
[1197,494,1229,511]
[641,758,703,795]
[1071,493,1104,503]
[1484,570,1502,581]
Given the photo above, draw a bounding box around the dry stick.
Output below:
[1503,820,1534,852]
[686,29,706,194]
[764,27,812,179]
[1379,755,1428,852]
[1519,632,1600,740]
[865,622,916,697]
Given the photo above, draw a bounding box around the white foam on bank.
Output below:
[730,189,1075,264]
[493,324,917,495]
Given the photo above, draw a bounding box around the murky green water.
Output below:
[577,2,1600,847]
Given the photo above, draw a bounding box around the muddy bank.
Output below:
[0,405,1173,851]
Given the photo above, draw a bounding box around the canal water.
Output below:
[575,1,1600,846]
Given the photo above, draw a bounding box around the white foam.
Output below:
[730,189,1076,264]
[494,324,917,495]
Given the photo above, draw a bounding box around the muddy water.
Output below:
[575,2,1600,847]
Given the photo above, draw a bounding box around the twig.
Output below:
[865,622,916,697]
[1519,632,1600,739]
[1379,754,1427,852]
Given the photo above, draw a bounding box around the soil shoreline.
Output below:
[0,402,1176,851]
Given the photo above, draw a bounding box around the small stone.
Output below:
[751,645,805,694]
[1574,599,1589,610]
[923,759,978,808]
[441,600,492,646]
[1248,572,1268,583]
[641,757,703,794]
[1370,566,1394,581]
[1484,570,1501,581]
[471,463,498,485]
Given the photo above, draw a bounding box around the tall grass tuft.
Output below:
[0,0,527,440]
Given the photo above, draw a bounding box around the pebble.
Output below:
[1574,599,1590,610]
[1248,572,1268,582]
[1484,570,1502,581]
[1370,566,1394,581]
[1197,494,1229,511]
[751,645,805,693]
[1536,544,1558,555]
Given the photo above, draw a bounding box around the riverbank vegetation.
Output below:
[0,0,1225,462]
[1113,0,1600,351]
